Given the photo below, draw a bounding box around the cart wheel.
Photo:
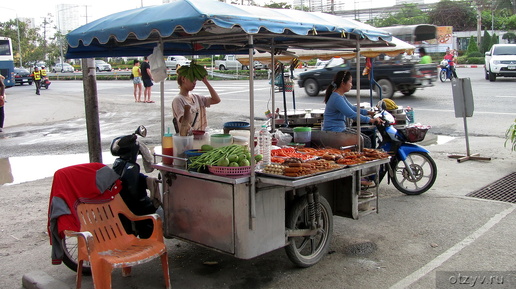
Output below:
[285,195,333,267]
[61,235,92,275]
[391,152,437,195]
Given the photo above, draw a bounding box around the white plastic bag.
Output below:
[148,43,168,83]
[274,130,292,146]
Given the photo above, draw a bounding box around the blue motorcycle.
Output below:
[373,102,437,195]
[439,60,455,82]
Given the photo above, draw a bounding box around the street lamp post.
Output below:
[1,7,23,67]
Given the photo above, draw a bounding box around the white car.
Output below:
[52,63,75,73]
[165,56,191,69]
[95,60,112,72]
[484,44,516,82]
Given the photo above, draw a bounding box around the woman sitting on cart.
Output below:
[322,70,382,148]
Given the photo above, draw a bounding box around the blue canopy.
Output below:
[65,0,393,58]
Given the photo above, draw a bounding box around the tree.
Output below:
[0,19,45,67]
[492,33,499,45]
[502,32,516,43]
[427,0,477,31]
[264,2,291,9]
[368,4,429,27]
[482,29,492,53]
[466,35,480,55]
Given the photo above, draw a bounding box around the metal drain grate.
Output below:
[466,172,516,203]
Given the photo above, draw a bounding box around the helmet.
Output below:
[377,99,398,111]
[110,134,139,162]
[41,65,45,68]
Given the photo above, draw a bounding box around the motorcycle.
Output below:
[439,59,455,82]
[40,77,51,89]
[372,101,437,195]
[60,125,159,275]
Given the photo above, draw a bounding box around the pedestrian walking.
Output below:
[132,60,143,102]
[141,56,154,103]
[33,67,42,95]
[0,75,6,132]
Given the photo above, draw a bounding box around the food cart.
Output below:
[65,0,410,267]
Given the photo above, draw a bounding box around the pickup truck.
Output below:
[215,55,249,70]
[165,56,191,69]
[484,44,516,82]
[297,57,437,98]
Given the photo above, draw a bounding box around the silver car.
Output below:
[95,60,112,72]
[52,63,75,73]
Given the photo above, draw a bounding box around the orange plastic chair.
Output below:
[64,194,171,289]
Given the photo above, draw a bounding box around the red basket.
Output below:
[401,126,429,143]
[208,166,252,176]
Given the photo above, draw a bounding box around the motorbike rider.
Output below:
[33,66,41,95]
[443,49,457,78]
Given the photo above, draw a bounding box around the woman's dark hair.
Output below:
[324,70,351,103]
[134,59,140,65]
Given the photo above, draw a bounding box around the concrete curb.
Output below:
[22,271,69,289]
[456,64,484,68]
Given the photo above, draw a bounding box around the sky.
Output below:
[0,0,405,25]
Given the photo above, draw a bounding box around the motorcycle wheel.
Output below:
[391,152,437,195]
[439,69,447,82]
[285,195,333,268]
[61,235,92,275]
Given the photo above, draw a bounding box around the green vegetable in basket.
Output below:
[228,154,239,163]
[255,154,263,162]
[229,162,239,167]
[218,157,230,167]
[239,159,250,167]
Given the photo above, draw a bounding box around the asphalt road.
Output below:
[2,67,515,158]
[1,67,515,289]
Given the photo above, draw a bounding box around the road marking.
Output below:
[494,95,516,98]
[389,205,516,289]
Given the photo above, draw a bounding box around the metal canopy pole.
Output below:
[355,41,362,151]
[248,35,257,227]
[82,58,102,163]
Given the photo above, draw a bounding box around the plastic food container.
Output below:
[210,134,233,148]
[293,127,311,144]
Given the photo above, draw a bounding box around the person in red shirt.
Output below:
[444,49,458,78]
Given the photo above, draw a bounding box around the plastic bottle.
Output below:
[162,127,173,165]
[406,106,415,124]
[258,124,272,165]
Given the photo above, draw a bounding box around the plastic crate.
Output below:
[208,165,252,176]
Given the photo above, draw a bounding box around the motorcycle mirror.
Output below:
[135,125,147,137]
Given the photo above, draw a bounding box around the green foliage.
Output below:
[466,36,479,55]
[368,4,429,27]
[467,52,484,57]
[482,30,492,53]
[502,32,516,43]
[427,0,477,31]
[492,33,499,45]
[263,2,291,9]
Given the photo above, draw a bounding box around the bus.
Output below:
[0,36,16,88]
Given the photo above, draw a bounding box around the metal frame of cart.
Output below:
[65,0,412,267]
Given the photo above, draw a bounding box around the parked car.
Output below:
[95,60,112,72]
[484,44,516,82]
[164,56,191,69]
[52,63,75,73]
[254,61,267,70]
[14,67,32,85]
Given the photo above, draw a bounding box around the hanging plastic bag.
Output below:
[148,43,168,83]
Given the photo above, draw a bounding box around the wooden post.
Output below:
[81,58,102,163]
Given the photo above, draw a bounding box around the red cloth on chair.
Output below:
[47,163,122,264]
